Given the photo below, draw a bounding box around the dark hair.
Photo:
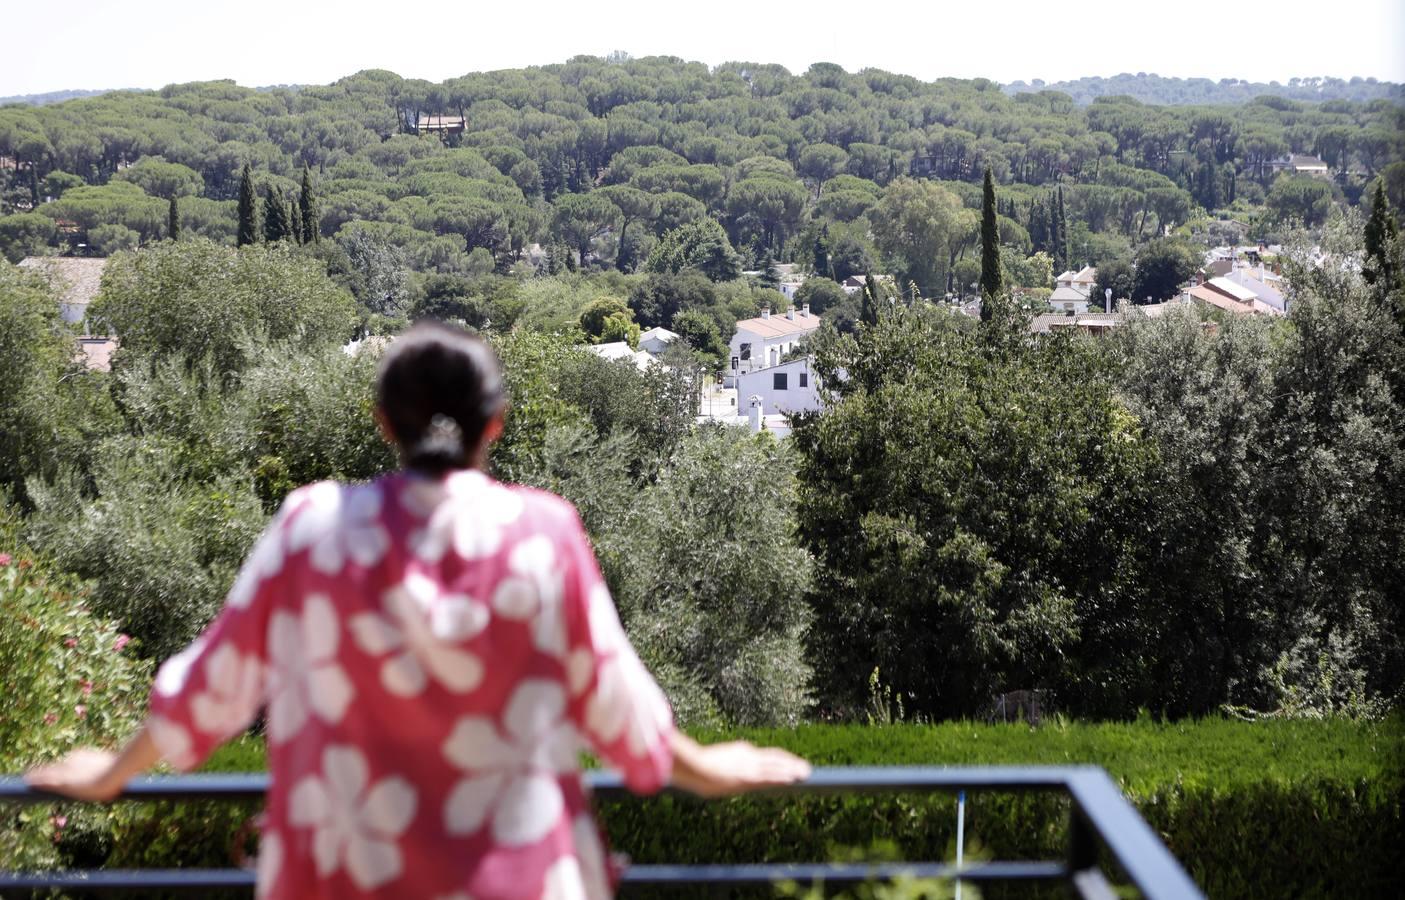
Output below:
[375,321,505,475]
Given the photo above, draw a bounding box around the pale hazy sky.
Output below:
[4,0,1403,97]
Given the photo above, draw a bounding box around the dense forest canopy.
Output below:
[1005,73,1405,106]
[2,57,1402,293]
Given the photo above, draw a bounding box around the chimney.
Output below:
[802,303,811,317]
[748,396,763,433]
[761,307,770,320]
[786,306,795,321]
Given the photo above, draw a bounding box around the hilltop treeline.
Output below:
[1,57,1402,297]
[1006,73,1405,106]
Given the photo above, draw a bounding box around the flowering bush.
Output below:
[0,548,151,869]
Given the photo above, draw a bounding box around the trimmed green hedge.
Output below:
[49,718,1405,898]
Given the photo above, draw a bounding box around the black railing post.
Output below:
[1069,804,1118,900]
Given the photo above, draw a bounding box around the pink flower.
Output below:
[64,637,77,648]
[50,815,67,829]
[113,634,131,652]
[81,680,94,696]
[43,713,58,726]
[0,553,11,566]
[74,705,87,720]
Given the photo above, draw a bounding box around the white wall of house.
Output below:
[726,308,818,383]
[736,357,822,419]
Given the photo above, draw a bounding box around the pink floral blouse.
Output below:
[147,470,676,899]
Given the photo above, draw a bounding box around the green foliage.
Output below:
[610,427,814,726]
[89,238,356,377]
[793,306,1155,717]
[1266,175,1337,226]
[24,439,268,662]
[578,295,632,342]
[1131,237,1200,302]
[794,276,848,315]
[0,261,119,506]
[978,168,1004,307]
[0,549,152,871]
[645,218,742,282]
[0,212,57,262]
[236,164,258,247]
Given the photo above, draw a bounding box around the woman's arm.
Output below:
[25,722,163,803]
[667,731,811,798]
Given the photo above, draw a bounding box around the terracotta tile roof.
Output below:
[734,312,820,339]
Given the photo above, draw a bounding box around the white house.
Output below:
[1054,265,1097,296]
[637,326,678,356]
[589,341,656,370]
[1048,286,1091,314]
[736,356,822,421]
[726,305,819,385]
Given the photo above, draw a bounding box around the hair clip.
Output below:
[427,414,463,445]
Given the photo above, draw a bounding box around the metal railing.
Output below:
[0,766,1204,898]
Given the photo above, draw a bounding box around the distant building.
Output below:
[18,256,108,326]
[589,341,656,371]
[416,115,466,138]
[736,357,822,419]
[1268,154,1330,176]
[726,304,819,384]
[1185,276,1284,317]
[1054,265,1097,295]
[1048,286,1091,314]
[76,336,118,372]
[1029,310,1125,337]
[637,327,679,356]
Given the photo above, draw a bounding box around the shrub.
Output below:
[0,547,151,870]
[25,438,268,662]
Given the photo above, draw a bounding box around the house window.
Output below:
[799,373,809,388]
[774,373,788,390]
[739,342,751,361]
[731,356,739,371]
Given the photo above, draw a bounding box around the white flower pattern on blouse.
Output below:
[267,594,354,743]
[289,745,417,890]
[442,679,579,845]
[287,483,391,576]
[190,644,263,735]
[144,473,676,900]
[406,472,524,562]
[349,573,488,696]
[492,535,567,657]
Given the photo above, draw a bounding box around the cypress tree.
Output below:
[167,195,180,241]
[299,166,319,244]
[236,164,258,247]
[813,225,830,277]
[264,186,293,243]
[1054,186,1069,272]
[289,191,304,245]
[1363,181,1400,295]
[979,167,1004,314]
[861,274,881,327]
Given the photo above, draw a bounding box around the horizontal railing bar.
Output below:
[0,861,1068,893]
[623,861,1069,884]
[0,765,1087,806]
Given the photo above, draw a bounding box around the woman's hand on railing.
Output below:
[25,748,126,802]
[667,733,811,798]
[26,723,162,803]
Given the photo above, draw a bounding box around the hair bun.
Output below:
[407,413,466,469]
